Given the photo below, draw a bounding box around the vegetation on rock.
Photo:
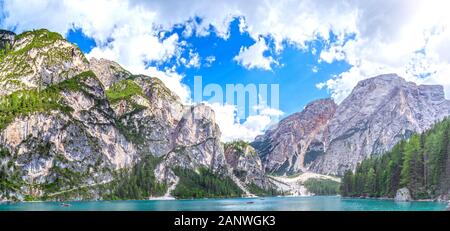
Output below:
[172,167,243,199]
[341,117,450,199]
[0,71,99,130]
[106,79,145,104]
[102,155,167,200]
[224,140,256,156]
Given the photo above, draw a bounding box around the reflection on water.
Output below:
[0,196,447,211]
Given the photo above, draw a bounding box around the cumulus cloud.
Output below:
[315,0,450,103]
[207,102,283,142]
[1,0,193,103]
[234,37,277,70]
[3,0,450,139]
[179,49,201,68]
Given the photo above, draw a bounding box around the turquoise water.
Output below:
[0,196,447,211]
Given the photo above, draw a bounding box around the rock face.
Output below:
[0,29,88,97]
[0,29,254,201]
[224,141,272,190]
[254,74,450,176]
[395,187,412,201]
[311,74,450,175]
[252,99,337,174]
[0,30,15,51]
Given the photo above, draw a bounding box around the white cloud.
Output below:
[312,66,319,73]
[179,49,200,68]
[319,46,345,64]
[233,37,277,70]
[207,102,283,142]
[3,0,450,139]
[1,0,192,103]
[205,56,216,66]
[315,1,450,103]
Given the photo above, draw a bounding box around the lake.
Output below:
[0,196,447,211]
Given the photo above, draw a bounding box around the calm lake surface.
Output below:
[0,196,447,211]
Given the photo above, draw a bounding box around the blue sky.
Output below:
[3,0,450,141]
[68,18,350,117]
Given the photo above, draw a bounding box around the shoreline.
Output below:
[341,196,450,204]
[0,194,265,204]
[1,195,448,211]
[1,194,448,204]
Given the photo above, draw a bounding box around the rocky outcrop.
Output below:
[224,141,272,191]
[395,187,412,201]
[254,74,450,176]
[0,30,15,51]
[0,29,88,97]
[311,74,450,175]
[0,29,247,201]
[252,99,337,174]
[89,58,131,89]
[0,69,137,200]
[153,104,228,190]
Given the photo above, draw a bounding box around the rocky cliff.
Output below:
[252,99,337,174]
[0,29,255,201]
[224,141,275,195]
[0,30,15,51]
[254,74,450,176]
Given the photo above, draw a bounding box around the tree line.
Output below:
[172,167,243,199]
[304,178,340,195]
[341,117,450,199]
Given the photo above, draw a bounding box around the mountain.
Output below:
[0,29,268,201]
[223,141,278,196]
[253,74,450,176]
[252,99,337,174]
[341,117,450,200]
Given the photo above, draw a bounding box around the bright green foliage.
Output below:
[0,29,64,64]
[106,79,145,104]
[0,29,88,88]
[341,117,450,199]
[12,29,64,57]
[0,87,67,130]
[0,41,12,61]
[0,71,97,130]
[224,140,248,152]
[304,178,340,195]
[224,140,257,156]
[106,78,148,143]
[172,167,243,199]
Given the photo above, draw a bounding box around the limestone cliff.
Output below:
[254,74,450,176]
[0,29,255,201]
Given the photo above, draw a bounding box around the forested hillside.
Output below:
[341,117,450,199]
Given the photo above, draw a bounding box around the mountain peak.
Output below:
[0,28,252,201]
[256,73,450,176]
[0,29,15,35]
[355,73,406,88]
[0,29,16,49]
[304,98,335,110]
[90,58,132,89]
[0,29,89,96]
[252,97,337,174]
